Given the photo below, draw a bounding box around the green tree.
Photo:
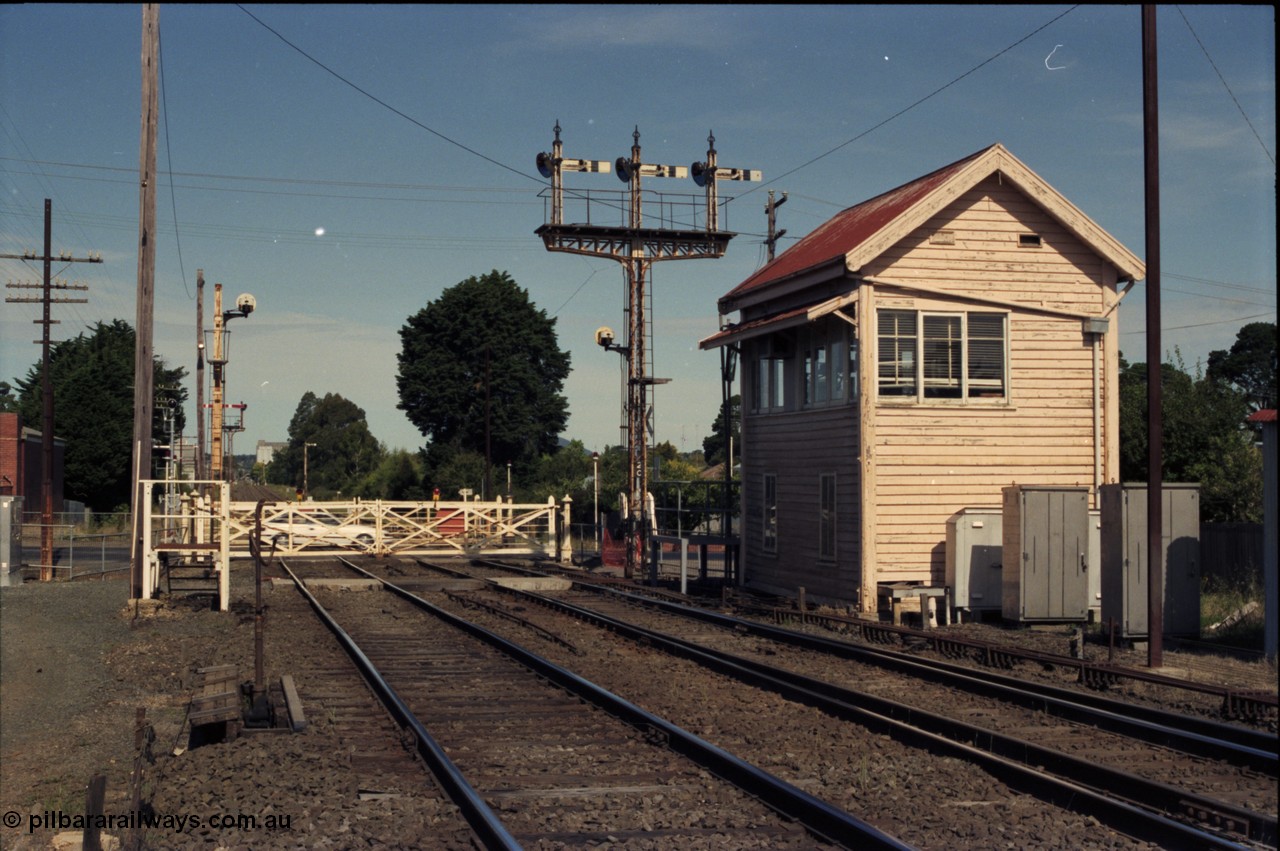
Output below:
[592,444,629,516]
[422,445,488,501]
[651,440,702,482]
[397,270,571,491]
[354,449,425,500]
[702,393,741,467]
[521,439,594,519]
[11,320,187,511]
[1207,322,1277,412]
[0,381,19,413]
[268,392,384,499]
[1118,352,1261,522]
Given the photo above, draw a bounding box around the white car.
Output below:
[259,510,377,550]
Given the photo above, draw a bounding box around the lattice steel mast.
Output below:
[536,124,758,577]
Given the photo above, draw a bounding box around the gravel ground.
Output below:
[1,573,467,851]
[1,578,146,851]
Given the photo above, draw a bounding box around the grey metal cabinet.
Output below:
[1088,509,1101,620]
[946,508,1003,617]
[1001,486,1090,622]
[1100,483,1200,638]
[0,496,22,587]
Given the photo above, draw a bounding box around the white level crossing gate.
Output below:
[229,498,569,559]
[140,484,571,611]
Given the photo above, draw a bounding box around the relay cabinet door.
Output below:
[1003,487,1090,621]
[1100,484,1200,637]
[946,509,1003,613]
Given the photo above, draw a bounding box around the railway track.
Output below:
[540,579,1276,761]
[719,589,1279,723]
[477,558,1277,728]
[356,556,1275,849]
[279,559,903,849]
[256,562,479,848]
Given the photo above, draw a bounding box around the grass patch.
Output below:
[1199,576,1266,653]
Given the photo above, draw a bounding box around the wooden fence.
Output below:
[1200,522,1264,588]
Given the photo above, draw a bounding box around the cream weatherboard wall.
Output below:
[856,175,1123,606]
[705,145,1142,613]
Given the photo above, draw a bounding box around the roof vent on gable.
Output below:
[1019,233,1042,248]
[930,230,956,246]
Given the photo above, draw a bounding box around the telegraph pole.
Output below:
[765,191,788,263]
[195,271,206,481]
[536,124,758,578]
[130,2,159,601]
[3,199,99,579]
[1142,4,1164,669]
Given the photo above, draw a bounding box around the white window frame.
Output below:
[753,353,789,413]
[802,321,858,409]
[877,309,1008,403]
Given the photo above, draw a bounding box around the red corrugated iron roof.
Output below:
[720,145,991,308]
[718,143,1145,316]
[1247,409,1277,423]
[698,304,811,350]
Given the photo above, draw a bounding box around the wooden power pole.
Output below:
[195,270,206,482]
[1142,4,1164,669]
[130,3,159,600]
[765,191,787,263]
[2,200,98,579]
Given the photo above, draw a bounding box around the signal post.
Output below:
[536,124,758,578]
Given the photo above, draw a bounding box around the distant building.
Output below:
[0,412,65,514]
[701,144,1144,612]
[256,440,286,466]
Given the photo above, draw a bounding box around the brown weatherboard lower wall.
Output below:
[741,404,861,605]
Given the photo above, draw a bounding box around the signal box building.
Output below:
[700,144,1144,613]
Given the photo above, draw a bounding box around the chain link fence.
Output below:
[16,512,131,580]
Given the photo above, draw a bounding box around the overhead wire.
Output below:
[1121,310,1276,335]
[0,160,541,208]
[741,5,1082,198]
[0,119,42,254]
[0,106,130,346]
[8,7,1271,335]
[157,27,192,299]
[1,156,537,194]
[235,4,540,187]
[551,266,604,318]
[1165,273,1273,297]
[1175,5,1275,167]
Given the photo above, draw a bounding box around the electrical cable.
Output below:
[158,29,193,300]
[235,4,539,186]
[742,5,1081,198]
[1175,5,1275,166]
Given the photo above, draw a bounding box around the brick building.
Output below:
[0,412,65,514]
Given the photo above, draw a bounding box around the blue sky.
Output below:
[2,5,1275,459]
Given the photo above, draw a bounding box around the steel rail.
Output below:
[337,558,911,850]
[734,597,1279,719]
[278,560,522,851]
[486,557,1276,720]
[499,583,1272,849]
[605,582,1277,765]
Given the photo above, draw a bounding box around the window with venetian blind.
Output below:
[877,309,1007,402]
